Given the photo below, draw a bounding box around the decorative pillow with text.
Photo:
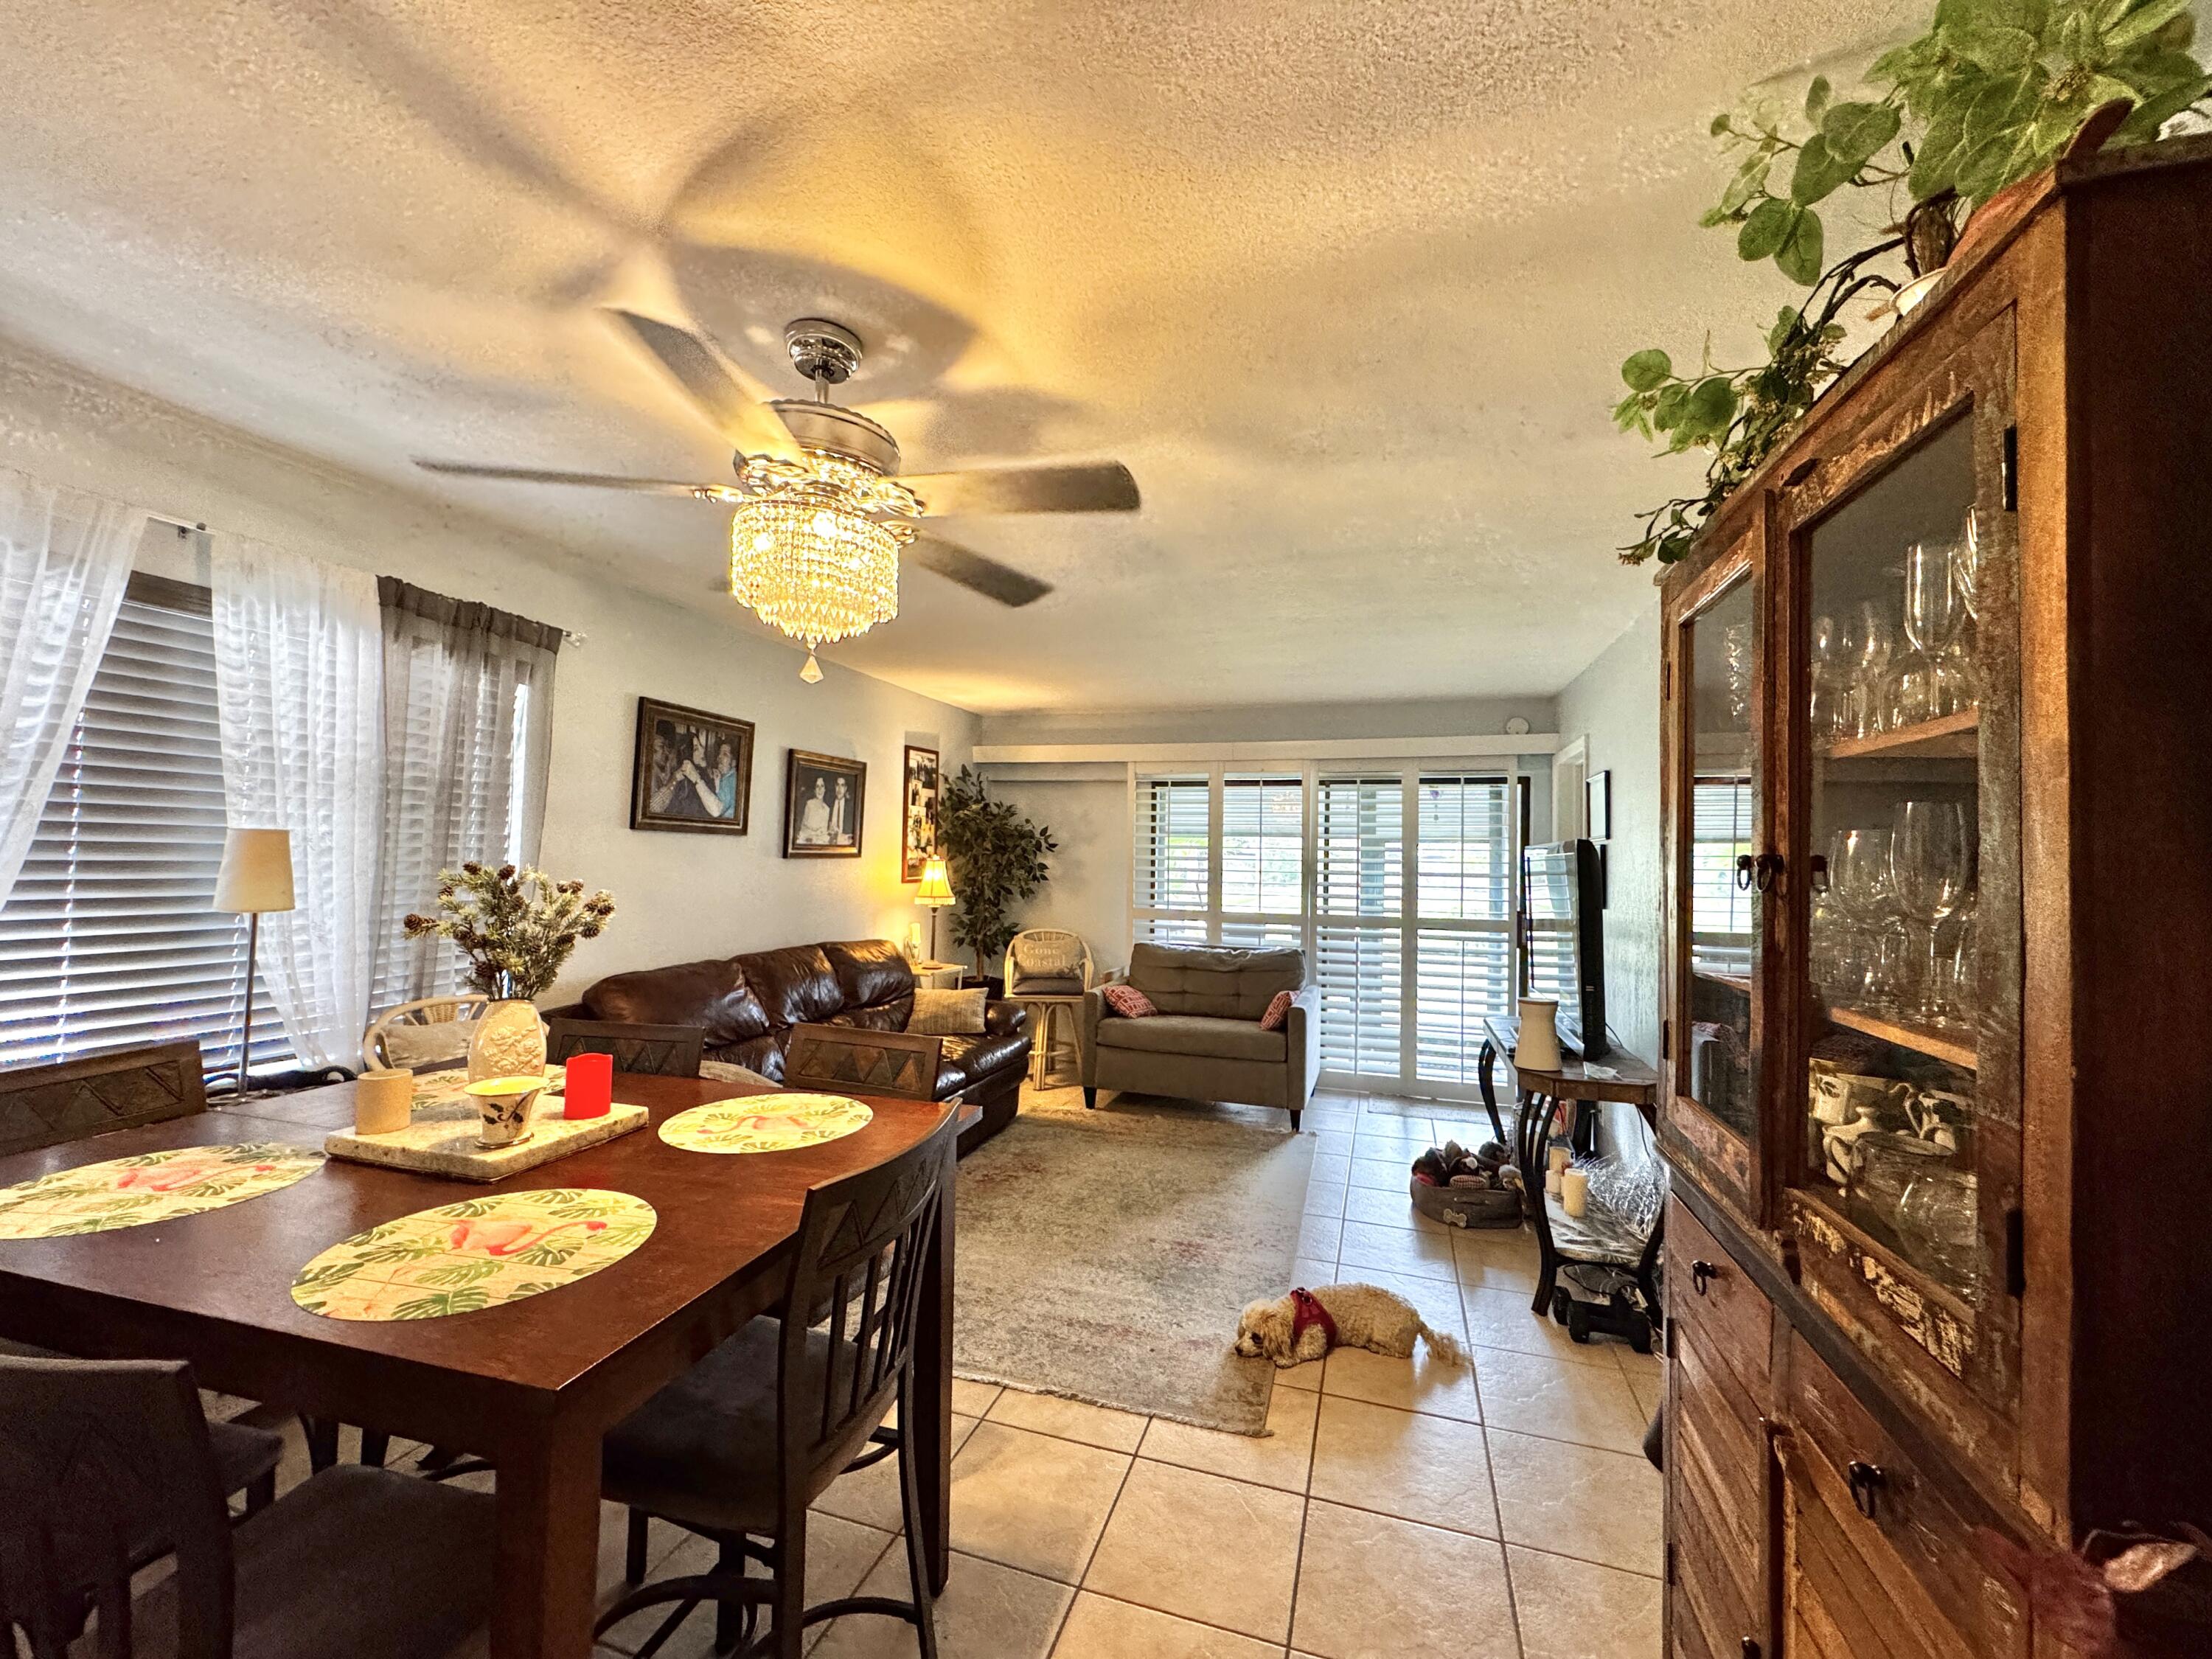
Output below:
[1258,990,1295,1032]
[1100,983,1160,1020]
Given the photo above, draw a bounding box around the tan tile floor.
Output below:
[363,1089,1664,1658]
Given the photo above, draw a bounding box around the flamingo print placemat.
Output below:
[0,1144,324,1240]
[290,1188,655,1321]
[658,1092,873,1155]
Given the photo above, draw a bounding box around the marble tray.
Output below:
[324,1091,647,1182]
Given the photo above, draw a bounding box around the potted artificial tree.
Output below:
[933,766,1056,994]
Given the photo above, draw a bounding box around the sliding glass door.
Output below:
[1133,764,1518,1097]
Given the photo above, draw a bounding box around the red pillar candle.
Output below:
[563,1051,613,1119]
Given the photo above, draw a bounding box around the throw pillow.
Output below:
[1100,982,1159,1019]
[1258,990,1295,1032]
[380,1023,470,1070]
[908,987,987,1035]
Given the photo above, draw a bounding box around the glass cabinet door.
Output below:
[1666,542,1764,1218]
[1795,400,2011,1310]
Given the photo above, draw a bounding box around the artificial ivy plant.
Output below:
[1615,0,2211,566]
[935,765,1058,981]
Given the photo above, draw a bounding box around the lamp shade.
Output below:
[914,855,954,907]
[213,828,296,915]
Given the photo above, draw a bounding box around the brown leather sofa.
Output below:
[566,938,1029,1151]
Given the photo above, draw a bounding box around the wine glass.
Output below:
[1851,602,1897,737]
[1901,539,1960,724]
[1891,801,1969,1025]
[1809,613,1854,747]
[1828,827,1893,1010]
[1940,888,1979,1031]
[1945,509,1983,709]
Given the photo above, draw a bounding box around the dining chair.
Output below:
[0,1040,206,1161]
[360,993,490,1071]
[0,1354,495,1659]
[0,1041,284,1521]
[597,1106,960,1658]
[782,1024,942,1101]
[546,1018,706,1079]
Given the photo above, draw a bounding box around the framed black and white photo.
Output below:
[900,745,940,882]
[630,697,754,835]
[783,749,866,858]
[1586,769,1612,842]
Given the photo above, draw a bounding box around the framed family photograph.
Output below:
[783,749,866,858]
[630,698,754,835]
[900,745,941,882]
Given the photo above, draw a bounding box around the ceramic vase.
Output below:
[1517,998,1562,1072]
[468,999,546,1083]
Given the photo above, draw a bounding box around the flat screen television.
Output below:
[1521,838,1608,1060]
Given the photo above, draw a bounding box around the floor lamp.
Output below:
[214,827,294,1097]
[914,855,955,968]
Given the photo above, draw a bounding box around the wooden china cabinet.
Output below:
[1656,137,2212,1659]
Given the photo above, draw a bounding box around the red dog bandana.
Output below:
[1289,1287,1338,1352]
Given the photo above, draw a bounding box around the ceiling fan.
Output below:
[414,311,1138,676]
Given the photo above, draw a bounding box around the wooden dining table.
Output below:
[0,1072,959,1659]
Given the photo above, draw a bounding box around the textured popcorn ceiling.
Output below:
[0,1,1919,712]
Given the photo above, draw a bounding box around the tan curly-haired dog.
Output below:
[1234,1281,1467,1367]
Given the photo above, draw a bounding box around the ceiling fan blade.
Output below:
[905,534,1053,608]
[901,462,1138,517]
[413,459,737,498]
[601,308,805,462]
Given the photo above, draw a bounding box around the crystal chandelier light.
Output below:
[727,452,917,681]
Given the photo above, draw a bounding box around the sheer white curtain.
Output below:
[210,538,383,1069]
[369,578,560,1009]
[0,472,145,908]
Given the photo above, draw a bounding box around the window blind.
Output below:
[1220,775,1303,918]
[0,576,281,1073]
[1690,776,1755,977]
[1131,774,1210,945]
[1411,773,1514,1084]
[1313,775,1403,1077]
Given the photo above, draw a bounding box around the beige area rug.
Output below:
[953,1086,1315,1436]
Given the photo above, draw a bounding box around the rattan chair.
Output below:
[597,1107,959,1658]
[0,1354,493,1658]
[361,994,490,1071]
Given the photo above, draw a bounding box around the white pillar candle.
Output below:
[1548,1144,1572,1176]
[1545,1169,1564,1199]
[1561,1169,1590,1218]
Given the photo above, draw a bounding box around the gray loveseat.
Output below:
[1080,942,1321,1130]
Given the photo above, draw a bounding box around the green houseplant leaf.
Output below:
[1737,196,1798,261]
[1775,207,1827,284]
[1790,134,1858,204]
[1621,349,1674,391]
[936,766,1057,979]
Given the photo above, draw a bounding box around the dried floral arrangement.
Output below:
[402,863,615,1001]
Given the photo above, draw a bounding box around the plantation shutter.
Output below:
[1312,775,1402,1077]
[0,574,282,1074]
[1218,773,1304,949]
[1130,774,1211,945]
[1690,776,1755,976]
[1412,773,1514,1083]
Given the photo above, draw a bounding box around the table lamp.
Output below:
[914,855,954,965]
[214,827,295,1096]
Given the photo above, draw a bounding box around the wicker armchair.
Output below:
[362,995,491,1071]
[1002,929,1094,996]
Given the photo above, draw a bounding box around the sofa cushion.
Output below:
[1127,942,1303,1021]
[585,957,771,1049]
[936,1028,1029,1095]
[908,987,987,1035]
[734,944,845,1029]
[1259,990,1295,1032]
[1094,1012,1287,1064]
[1008,973,1085,995]
[821,939,915,1011]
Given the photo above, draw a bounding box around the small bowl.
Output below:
[464,1074,545,1150]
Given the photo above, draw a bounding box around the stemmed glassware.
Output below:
[1809,613,1854,748]
[1851,602,1897,738]
[1891,801,1969,1026]
[1945,507,1983,711]
[1827,827,1901,1012]
[1900,539,1961,723]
